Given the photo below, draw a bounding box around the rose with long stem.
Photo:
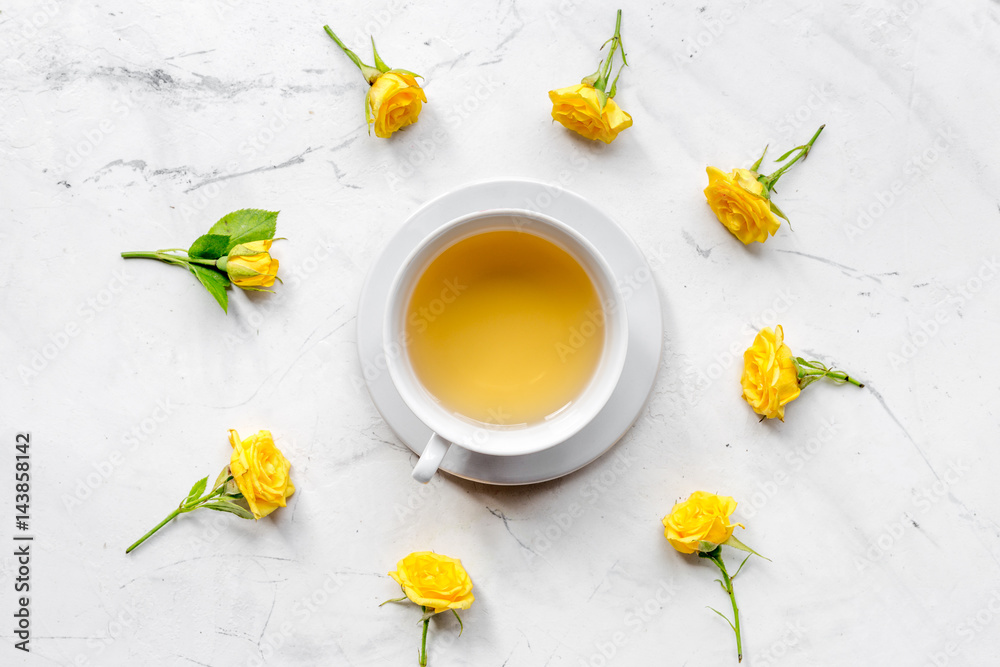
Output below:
[383,552,474,665]
[126,429,293,554]
[664,492,767,664]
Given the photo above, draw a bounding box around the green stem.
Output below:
[323,25,381,83]
[419,606,429,666]
[761,125,824,190]
[125,486,225,554]
[121,250,187,267]
[799,366,864,388]
[710,554,743,663]
[125,507,182,554]
[593,9,624,93]
[121,250,218,268]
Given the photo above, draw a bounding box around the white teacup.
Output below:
[384,209,629,482]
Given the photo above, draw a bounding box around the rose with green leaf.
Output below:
[126,429,294,554]
[663,491,768,663]
[704,125,825,244]
[382,552,474,666]
[741,324,864,421]
[323,25,426,138]
[121,209,281,312]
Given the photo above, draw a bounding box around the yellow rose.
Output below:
[229,429,294,520]
[221,240,279,288]
[388,552,475,614]
[323,27,426,139]
[741,325,801,421]
[704,166,780,244]
[549,83,632,144]
[368,71,426,138]
[663,491,745,554]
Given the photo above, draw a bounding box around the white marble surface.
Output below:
[3,0,1000,665]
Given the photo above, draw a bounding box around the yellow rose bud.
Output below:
[368,71,426,138]
[388,551,475,614]
[219,240,279,288]
[548,83,633,144]
[228,429,295,520]
[704,166,780,244]
[662,491,745,555]
[741,325,801,421]
[228,239,272,257]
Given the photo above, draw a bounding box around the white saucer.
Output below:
[357,179,663,485]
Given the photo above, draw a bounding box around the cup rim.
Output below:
[383,207,629,457]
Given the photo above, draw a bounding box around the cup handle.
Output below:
[412,433,451,483]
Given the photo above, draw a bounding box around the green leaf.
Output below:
[769,199,790,223]
[732,553,753,580]
[207,209,278,253]
[697,542,722,556]
[723,534,771,561]
[378,596,408,607]
[795,356,816,369]
[184,476,209,505]
[390,68,423,79]
[371,36,389,73]
[213,466,232,491]
[706,606,737,632]
[799,375,822,390]
[188,233,231,260]
[225,478,242,497]
[774,144,803,162]
[608,63,626,99]
[202,501,254,520]
[188,265,230,313]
